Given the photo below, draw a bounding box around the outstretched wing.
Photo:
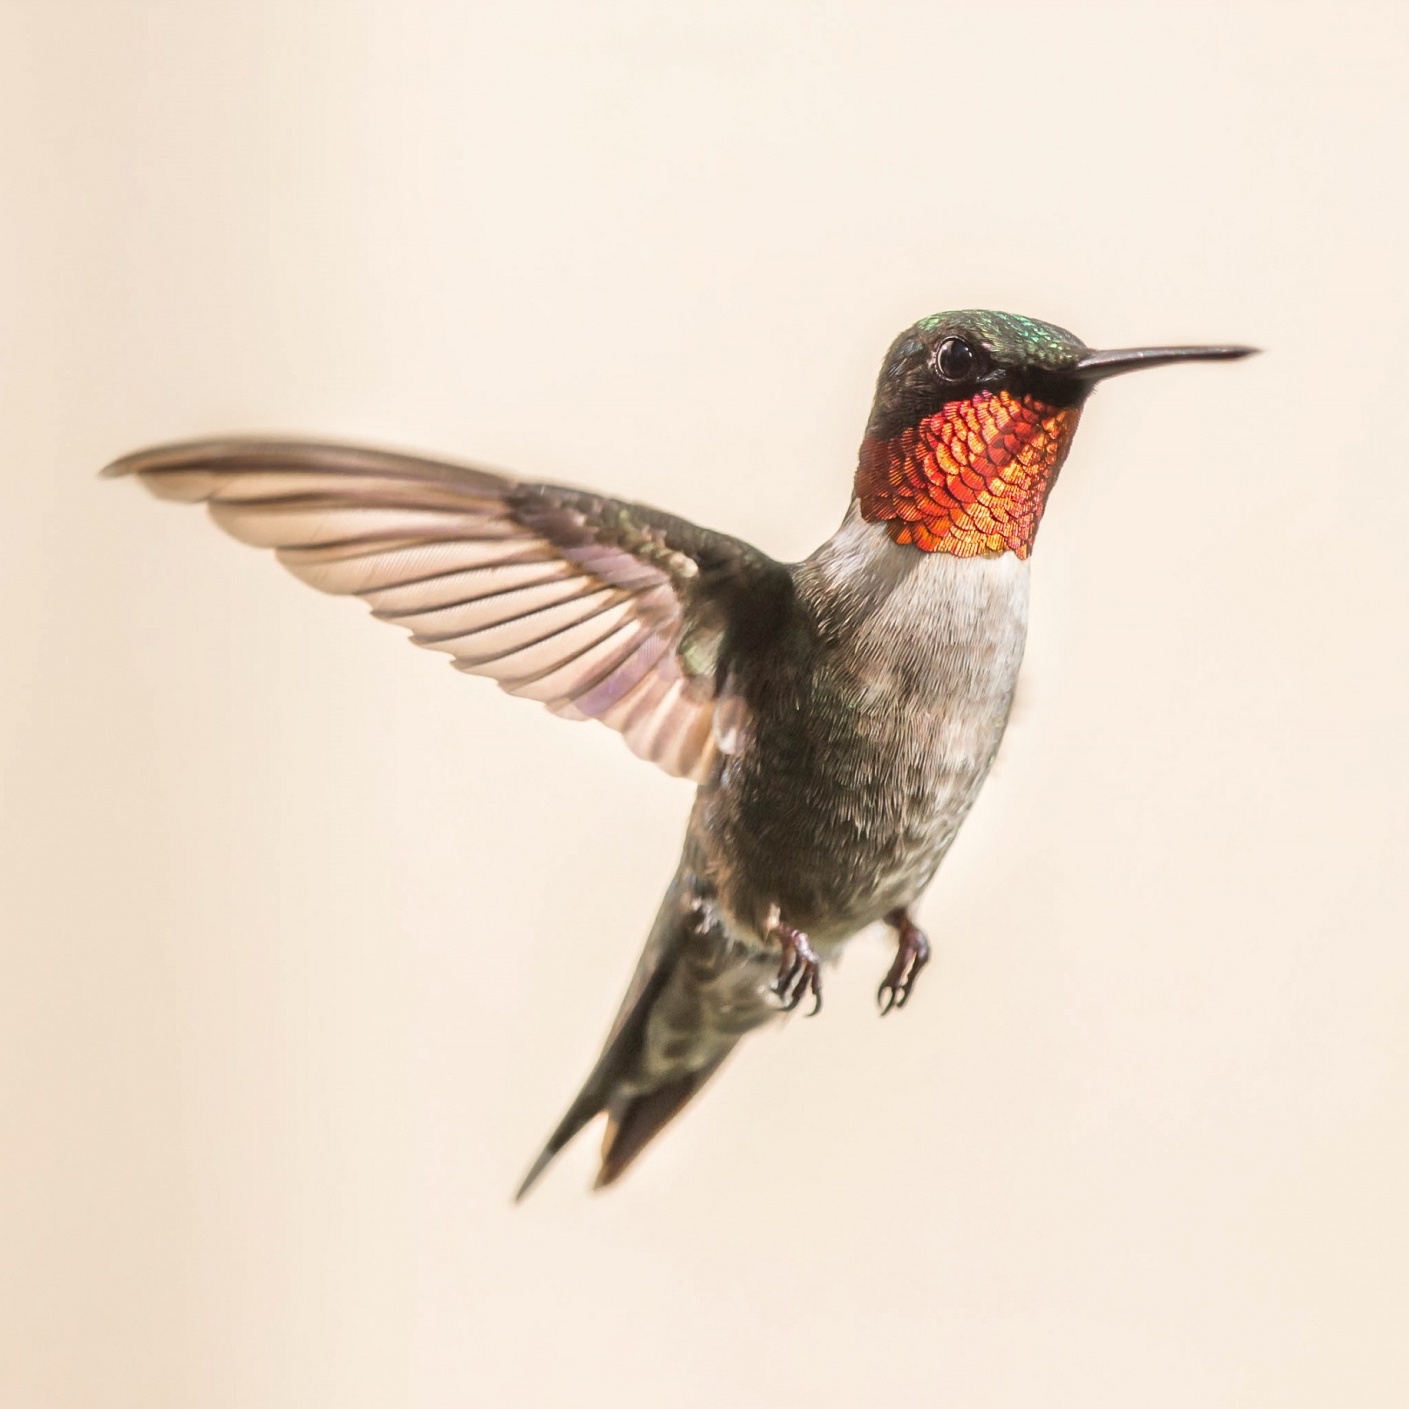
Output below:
[106,438,787,781]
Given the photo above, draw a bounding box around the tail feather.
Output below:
[593,1059,728,1190]
[514,873,774,1199]
[513,956,673,1202]
[514,1084,610,1202]
[514,887,683,1202]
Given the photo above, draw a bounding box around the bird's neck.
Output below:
[853,389,1081,559]
[799,505,1031,670]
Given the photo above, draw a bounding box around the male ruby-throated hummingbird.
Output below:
[106,310,1254,1196]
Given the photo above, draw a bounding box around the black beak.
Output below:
[1072,344,1259,381]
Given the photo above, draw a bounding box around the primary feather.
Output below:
[106,437,783,781]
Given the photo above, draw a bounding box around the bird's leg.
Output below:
[770,920,822,1016]
[878,908,931,1015]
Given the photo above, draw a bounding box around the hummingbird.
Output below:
[106,310,1254,1196]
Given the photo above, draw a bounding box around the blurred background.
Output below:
[2,2,1407,1405]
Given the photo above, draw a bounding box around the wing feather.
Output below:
[106,437,789,781]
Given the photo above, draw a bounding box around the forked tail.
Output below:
[515,874,775,1198]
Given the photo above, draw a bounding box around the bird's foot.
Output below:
[771,922,822,1016]
[878,909,930,1015]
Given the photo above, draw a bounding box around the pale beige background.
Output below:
[2,2,1406,1405]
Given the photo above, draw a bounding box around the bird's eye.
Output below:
[935,337,977,381]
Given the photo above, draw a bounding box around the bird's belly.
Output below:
[751,704,1006,942]
[696,539,1029,949]
[698,665,1019,946]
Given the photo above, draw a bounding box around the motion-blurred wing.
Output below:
[106,438,786,780]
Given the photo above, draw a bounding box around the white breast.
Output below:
[755,505,1035,938]
[810,506,1031,730]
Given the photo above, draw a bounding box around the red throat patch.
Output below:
[855,390,1081,557]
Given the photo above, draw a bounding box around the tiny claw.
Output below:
[777,950,800,991]
[771,923,823,1016]
[877,910,931,1015]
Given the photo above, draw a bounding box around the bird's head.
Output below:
[856,309,1254,557]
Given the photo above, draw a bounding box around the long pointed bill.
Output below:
[1073,344,1259,381]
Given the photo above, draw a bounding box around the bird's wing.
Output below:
[106,438,790,781]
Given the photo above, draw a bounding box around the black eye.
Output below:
[935,336,977,381]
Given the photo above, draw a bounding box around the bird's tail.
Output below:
[515,874,774,1199]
